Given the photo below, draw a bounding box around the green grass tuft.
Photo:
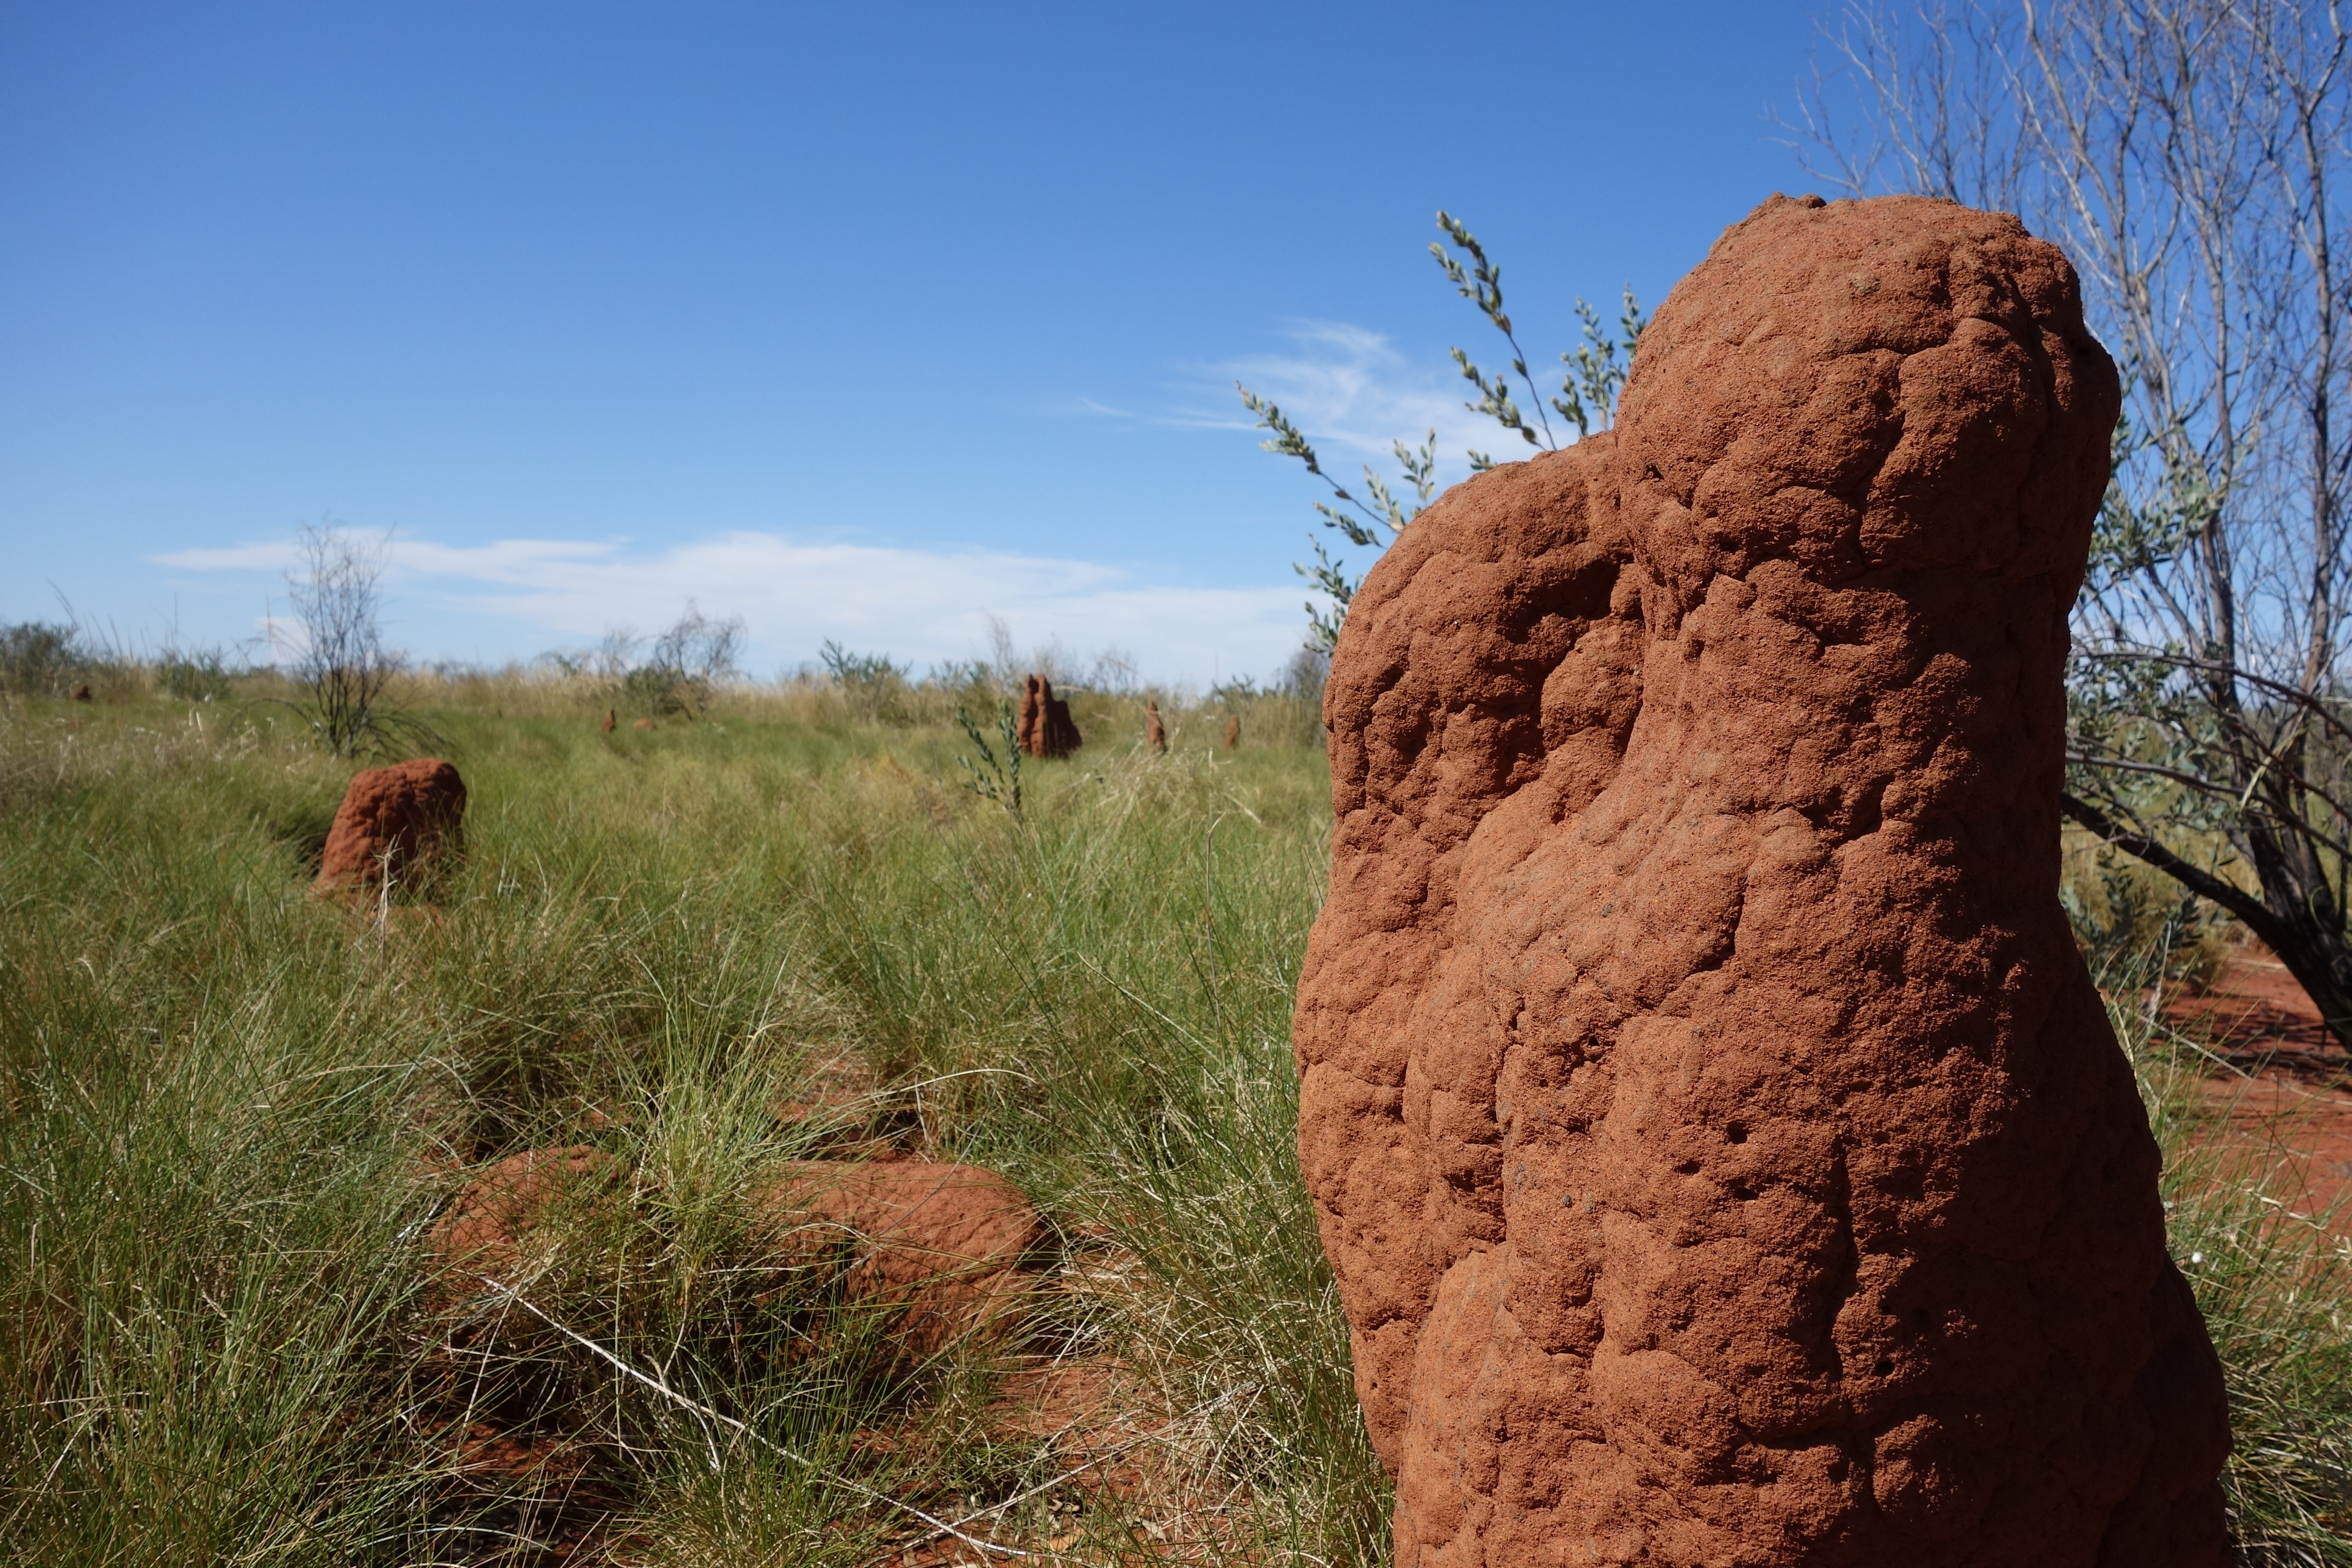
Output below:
[1,678,2345,1564]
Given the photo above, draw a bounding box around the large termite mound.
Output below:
[1294,194,2229,1566]
[315,757,467,892]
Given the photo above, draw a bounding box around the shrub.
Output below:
[622,604,744,719]
[273,524,437,757]
[820,641,915,725]
[158,647,235,703]
[0,622,85,697]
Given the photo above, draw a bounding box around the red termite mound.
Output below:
[1017,673,1082,758]
[315,757,467,891]
[756,1160,1045,1353]
[1293,194,2229,1566]
[432,1151,1042,1354]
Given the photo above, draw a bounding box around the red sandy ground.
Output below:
[2169,950,2352,1228]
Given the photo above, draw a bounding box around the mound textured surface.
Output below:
[434,1152,1042,1354]
[758,1160,1045,1353]
[1293,194,2229,1566]
[316,757,467,890]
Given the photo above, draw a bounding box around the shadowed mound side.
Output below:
[1293,193,2230,1567]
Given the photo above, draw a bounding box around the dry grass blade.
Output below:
[479,1276,1033,1558]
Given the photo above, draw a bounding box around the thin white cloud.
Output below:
[152,530,1307,685]
[151,319,1542,684]
[152,541,304,572]
[153,536,621,576]
[1180,318,1552,483]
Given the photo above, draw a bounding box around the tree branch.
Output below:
[2059,789,2290,949]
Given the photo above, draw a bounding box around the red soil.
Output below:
[422,1149,1055,1564]
[756,1160,1045,1356]
[2171,951,2352,1227]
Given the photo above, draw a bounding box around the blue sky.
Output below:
[1,0,1837,685]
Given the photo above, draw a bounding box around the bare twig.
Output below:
[895,1389,1242,1555]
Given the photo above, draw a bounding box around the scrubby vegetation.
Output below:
[1,665,2345,1564]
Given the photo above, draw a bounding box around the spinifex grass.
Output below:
[0,693,1377,1565]
[1,680,2346,1564]
[2134,1027,2352,1563]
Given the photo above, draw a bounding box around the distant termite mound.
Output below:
[1146,701,1166,754]
[315,757,467,893]
[1293,194,2229,1566]
[1017,674,1082,759]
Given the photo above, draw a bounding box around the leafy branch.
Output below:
[953,702,1023,822]
[1238,212,1645,648]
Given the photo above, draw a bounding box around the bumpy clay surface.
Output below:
[1018,675,1082,758]
[432,1146,623,1273]
[1293,195,2229,1566]
[758,1160,1044,1353]
[434,1152,1042,1354]
[316,757,466,890]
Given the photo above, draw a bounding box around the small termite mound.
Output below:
[1017,674,1082,759]
[315,757,467,895]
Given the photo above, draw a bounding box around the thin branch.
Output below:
[2060,790,2292,949]
[897,1390,1241,1555]
[2073,646,2352,742]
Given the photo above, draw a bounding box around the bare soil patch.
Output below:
[2172,950,2352,1227]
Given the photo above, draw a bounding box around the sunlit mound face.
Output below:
[1615,191,2116,601]
[1294,194,2227,1568]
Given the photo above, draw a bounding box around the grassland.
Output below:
[2,673,2347,1565]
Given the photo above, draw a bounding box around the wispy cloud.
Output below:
[1175,319,1537,485]
[152,531,1305,685]
[146,319,1543,685]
